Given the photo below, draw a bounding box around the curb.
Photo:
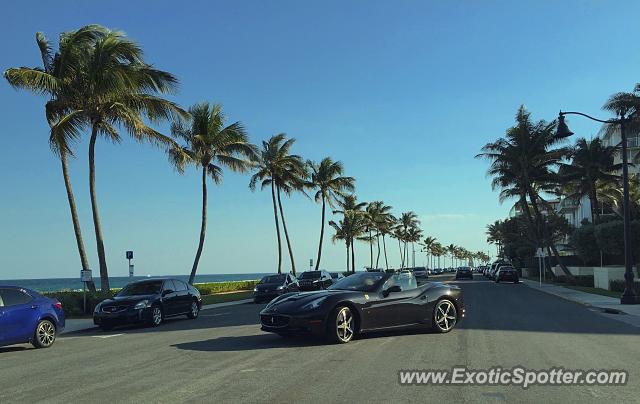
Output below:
[520,279,629,315]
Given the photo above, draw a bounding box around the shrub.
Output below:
[44,291,115,317]
[571,224,600,265]
[194,280,259,296]
[609,279,640,293]
[553,275,594,287]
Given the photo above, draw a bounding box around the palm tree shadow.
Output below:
[0,346,30,354]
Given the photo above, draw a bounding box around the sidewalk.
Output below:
[62,298,253,334]
[521,279,640,316]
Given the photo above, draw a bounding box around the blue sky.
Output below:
[2,0,640,279]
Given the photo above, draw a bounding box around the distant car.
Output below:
[260,272,465,343]
[455,267,473,280]
[93,278,201,331]
[297,270,333,291]
[413,267,428,279]
[495,266,519,283]
[0,286,65,349]
[330,272,345,283]
[253,274,299,303]
[399,269,413,276]
[490,263,510,280]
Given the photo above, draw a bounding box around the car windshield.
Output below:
[328,272,387,292]
[117,281,163,297]
[260,275,286,284]
[299,272,321,280]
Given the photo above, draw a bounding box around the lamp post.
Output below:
[557,111,639,304]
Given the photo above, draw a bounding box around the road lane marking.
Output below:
[91,334,124,339]
[200,312,232,317]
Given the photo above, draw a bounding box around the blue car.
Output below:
[0,286,65,349]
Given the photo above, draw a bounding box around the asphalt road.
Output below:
[1,274,638,403]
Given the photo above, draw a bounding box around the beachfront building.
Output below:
[601,129,640,175]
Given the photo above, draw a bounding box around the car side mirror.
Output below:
[383,285,401,297]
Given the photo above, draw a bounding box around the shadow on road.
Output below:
[171,334,324,352]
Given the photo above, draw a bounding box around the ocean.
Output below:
[0,273,273,292]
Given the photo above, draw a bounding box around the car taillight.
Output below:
[53,301,63,310]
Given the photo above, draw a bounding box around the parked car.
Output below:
[253,274,299,303]
[495,266,519,283]
[0,286,65,349]
[297,270,333,291]
[413,267,428,279]
[260,271,465,343]
[330,272,345,283]
[455,267,473,280]
[93,278,201,331]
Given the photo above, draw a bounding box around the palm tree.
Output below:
[558,138,620,222]
[10,25,187,291]
[366,201,393,268]
[446,244,457,268]
[422,236,437,269]
[329,218,350,272]
[170,102,256,284]
[399,212,420,267]
[378,214,396,270]
[406,227,423,268]
[250,134,305,274]
[4,27,104,292]
[333,195,367,271]
[477,105,574,279]
[307,158,354,271]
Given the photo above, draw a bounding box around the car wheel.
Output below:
[187,300,199,319]
[150,305,163,327]
[432,299,457,333]
[32,319,56,348]
[328,306,355,344]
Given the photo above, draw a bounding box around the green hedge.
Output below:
[609,280,640,293]
[194,280,258,295]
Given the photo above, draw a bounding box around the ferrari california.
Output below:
[259,271,465,343]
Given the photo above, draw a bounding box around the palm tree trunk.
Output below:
[60,152,96,292]
[375,233,381,268]
[589,184,600,223]
[369,229,373,269]
[276,185,296,274]
[189,166,208,285]
[351,238,355,272]
[315,195,326,271]
[382,234,389,270]
[346,241,350,272]
[270,181,282,274]
[89,125,109,292]
[398,238,403,268]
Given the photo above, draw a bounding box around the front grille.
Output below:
[261,314,290,328]
[102,305,129,313]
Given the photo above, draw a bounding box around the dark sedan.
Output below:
[253,274,299,303]
[260,272,465,343]
[455,267,473,280]
[297,270,333,291]
[93,278,202,330]
[495,266,519,283]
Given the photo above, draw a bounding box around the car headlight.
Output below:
[300,297,326,311]
[94,303,102,313]
[253,287,258,292]
[276,285,284,290]
[134,300,150,310]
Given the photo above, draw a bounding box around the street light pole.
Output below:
[558,111,639,304]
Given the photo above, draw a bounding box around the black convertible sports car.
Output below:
[259,272,465,343]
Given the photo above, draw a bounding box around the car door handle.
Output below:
[30,305,38,309]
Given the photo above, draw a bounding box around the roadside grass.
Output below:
[201,290,253,305]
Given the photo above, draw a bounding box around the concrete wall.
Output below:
[550,266,595,277]
[593,267,628,290]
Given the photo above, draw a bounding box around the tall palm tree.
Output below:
[378,214,396,270]
[329,218,350,272]
[393,226,406,268]
[399,212,420,267]
[406,227,423,268]
[170,102,256,284]
[249,134,305,274]
[307,158,355,271]
[4,27,105,292]
[558,138,620,222]
[367,201,393,268]
[422,236,437,269]
[446,244,457,268]
[11,25,187,291]
[477,105,574,279]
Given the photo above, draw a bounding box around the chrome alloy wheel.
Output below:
[434,300,457,332]
[335,307,354,343]
[37,320,56,347]
[190,302,199,318]
[152,306,163,326]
